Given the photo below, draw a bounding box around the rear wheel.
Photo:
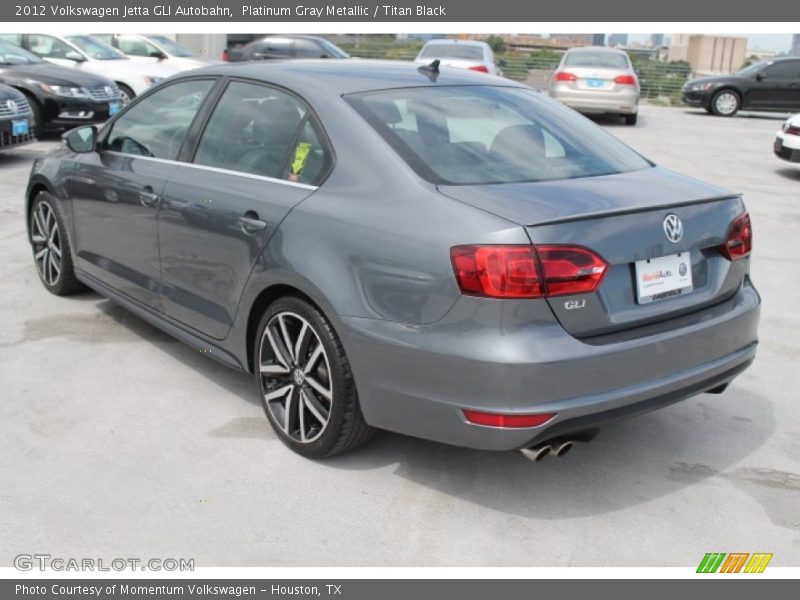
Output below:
[624,113,638,126]
[29,192,83,295]
[711,89,740,117]
[254,296,375,458]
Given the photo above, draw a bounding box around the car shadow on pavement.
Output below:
[775,167,800,181]
[73,294,779,520]
[318,387,777,519]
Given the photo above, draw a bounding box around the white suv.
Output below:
[18,34,179,102]
[93,34,215,72]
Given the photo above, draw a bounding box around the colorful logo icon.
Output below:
[697,552,773,573]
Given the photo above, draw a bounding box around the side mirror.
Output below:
[149,50,167,60]
[63,125,97,153]
[65,50,86,62]
[755,72,765,81]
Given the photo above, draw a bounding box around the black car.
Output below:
[0,83,35,149]
[682,57,800,117]
[223,35,349,62]
[0,40,122,134]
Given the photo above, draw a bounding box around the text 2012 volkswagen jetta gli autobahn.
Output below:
[26,60,759,459]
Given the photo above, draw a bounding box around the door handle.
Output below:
[139,188,160,207]
[238,215,267,234]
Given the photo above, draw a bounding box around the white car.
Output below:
[774,114,800,163]
[18,34,179,102]
[93,34,215,72]
[414,39,502,76]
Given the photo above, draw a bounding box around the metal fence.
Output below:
[339,44,693,105]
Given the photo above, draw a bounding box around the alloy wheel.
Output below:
[31,202,62,286]
[715,92,738,116]
[258,311,333,443]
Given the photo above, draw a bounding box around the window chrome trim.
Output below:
[102,150,319,191]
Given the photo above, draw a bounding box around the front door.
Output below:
[69,78,215,308]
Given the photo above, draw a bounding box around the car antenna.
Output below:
[418,59,440,82]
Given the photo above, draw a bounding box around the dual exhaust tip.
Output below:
[520,439,574,462]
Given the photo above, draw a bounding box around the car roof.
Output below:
[422,39,489,48]
[566,46,628,54]
[180,59,524,96]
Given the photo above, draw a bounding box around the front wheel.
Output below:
[711,89,740,117]
[116,83,135,105]
[29,192,84,295]
[254,296,375,458]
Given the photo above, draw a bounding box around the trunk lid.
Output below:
[438,167,748,337]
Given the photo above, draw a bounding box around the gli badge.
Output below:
[564,299,586,310]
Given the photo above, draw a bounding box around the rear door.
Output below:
[69,78,215,308]
[158,79,331,339]
[747,61,798,110]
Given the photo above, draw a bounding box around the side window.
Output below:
[293,39,324,58]
[194,81,328,183]
[118,35,156,57]
[28,35,74,59]
[92,34,114,46]
[105,79,214,160]
[0,34,22,45]
[250,40,289,59]
[764,61,800,79]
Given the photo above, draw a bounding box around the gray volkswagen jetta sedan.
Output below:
[26,60,759,459]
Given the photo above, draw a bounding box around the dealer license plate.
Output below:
[587,78,604,88]
[634,252,693,304]
[12,119,29,136]
[109,102,121,115]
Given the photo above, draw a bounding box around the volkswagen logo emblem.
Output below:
[663,214,683,244]
[104,86,112,96]
[5,99,18,114]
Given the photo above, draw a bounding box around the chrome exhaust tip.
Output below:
[520,445,552,462]
[553,441,573,457]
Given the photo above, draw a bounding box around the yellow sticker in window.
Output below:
[291,142,312,176]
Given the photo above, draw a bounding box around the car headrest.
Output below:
[365,98,403,126]
[489,124,545,159]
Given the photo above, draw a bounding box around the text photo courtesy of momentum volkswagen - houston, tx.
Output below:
[0,0,799,594]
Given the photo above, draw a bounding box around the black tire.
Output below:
[704,106,714,114]
[253,296,375,458]
[624,113,638,126]
[710,89,740,117]
[29,191,84,296]
[116,83,135,104]
[23,93,42,136]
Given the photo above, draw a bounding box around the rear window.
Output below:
[564,51,629,69]
[346,85,650,185]
[419,44,484,61]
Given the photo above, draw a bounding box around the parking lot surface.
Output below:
[1,105,799,567]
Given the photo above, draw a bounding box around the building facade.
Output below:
[668,34,747,76]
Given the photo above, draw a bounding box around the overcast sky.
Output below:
[628,33,794,52]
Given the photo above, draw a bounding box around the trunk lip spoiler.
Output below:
[523,194,742,228]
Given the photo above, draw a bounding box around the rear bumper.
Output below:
[342,279,760,450]
[775,132,800,162]
[551,85,639,114]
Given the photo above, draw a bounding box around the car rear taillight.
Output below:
[222,48,229,61]
[450,244,608,299]
[554,71,577,82]
[468,64,490,73]
[614,74,637,85]
[719,211,752,261]
[463,410,556,428]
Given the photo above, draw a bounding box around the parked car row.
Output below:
[0,33,214,141]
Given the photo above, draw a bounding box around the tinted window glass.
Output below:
[105,79,214,159]
[348,86,650,185]
[118,35,157,57]
[293,39,324,58]
[419,44,484,61]
[194,81,324,182]
[0,34,22,46]
[0,40,41,64]
[146,35,194,57]
[564,51,629,69]
[763,61,800,79]
[65,35,125,60]
[249,39,289,58]
[28,35,75,60]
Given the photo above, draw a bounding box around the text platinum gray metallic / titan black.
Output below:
[25,60,759,459]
